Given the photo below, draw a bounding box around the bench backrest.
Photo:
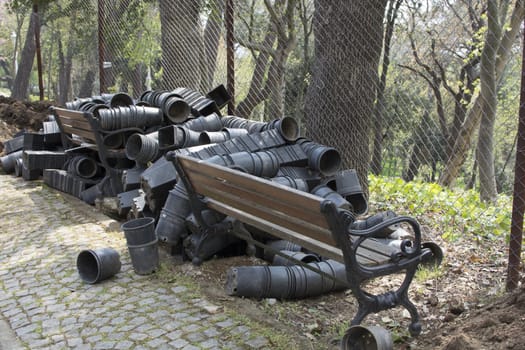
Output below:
[52,107,97,145]
[176,154,343,261]
[175,155,398,266]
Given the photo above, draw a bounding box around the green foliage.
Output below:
[369,175,512,241]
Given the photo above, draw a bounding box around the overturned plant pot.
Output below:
[225,259,347,299]
[76,247,121,284]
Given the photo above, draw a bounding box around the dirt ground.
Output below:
[1,97,524,349]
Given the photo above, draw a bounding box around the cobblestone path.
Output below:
[0,175,275,349]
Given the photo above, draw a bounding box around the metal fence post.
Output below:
[98,0,106,94]
[225,0,235,115]
[506,19,525,291]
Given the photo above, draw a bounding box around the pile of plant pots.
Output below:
[1,83,374,300]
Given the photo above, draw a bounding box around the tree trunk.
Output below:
[439,0,524,187]
[57,8,77,105]
[57,36,67,104]
[305,0,387,195]
[371,0,402,175]
[159,0,202,90]
[11,12,37,100]
[78,70,96,98]
[236,31,276,118]
[236,0,296,120]
[200,0,224,93]
[476,0,500,203]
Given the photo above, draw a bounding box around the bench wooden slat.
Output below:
[358,238,397,259]
[60,117,93,131]
[355,240,394,264]
[196,179,336,246]
[204,198,345,262]
[179,156,326,213]
[61,124,96,142]
[187,169,330,231]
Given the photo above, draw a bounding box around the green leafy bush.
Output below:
[368,175,512,241]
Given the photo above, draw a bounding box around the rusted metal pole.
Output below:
[506,20,525,291]
[98,0,106,93]
[33,3,44,101]
[225,0,235,115]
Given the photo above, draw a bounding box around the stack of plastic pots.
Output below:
[121,217,159,275]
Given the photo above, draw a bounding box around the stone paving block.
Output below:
[148,328,167,338]
[147,337,168,348]
[200,338,221,349]
[245,336,270,349]
[93,340,117,349]
[129,332,149,341]
[185,331,205,343]
[216,319,235,329]
[169,338,189,349]
[114,340,134,349]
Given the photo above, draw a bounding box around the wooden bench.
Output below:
[172,154,439,336]
[51,107,141,197]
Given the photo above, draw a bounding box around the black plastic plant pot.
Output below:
[68,156,100,179]
[266,117,300,142]
[225,259,347,299]
[163,96,191,124]
[183,230,241,266]
[76,248,121,284]
[139,90,153,103]
[14,158,23,177]
[272,250,321,266]
[103,133,124,149]
[127,239,159,275]
[341,325,393,350]
[122,165,146,191]
[421,241,444,268]
[198,131,229,144]
[109,92,134,108]
[182,113,223,132]
[0,150,23,173]
[154,183,191,245]
[269,176,309,192]
[159,126,202,149]
[206,84,231,109]
[23,133,46,151]
[158,125,184,150]
[263,240,302,262]
[4,135,24,154]
[125,133,159,164]
[193,98,219,116]
[121,217,156,246]
[221,115,249,130]
[267,144,308,167]
[228,151,280,178]
[79,183,103,205]
[140,157,178,199]
[311,185,352,210]
[335,169,368,215]
[222,128,249,139]
[297,139,342,176]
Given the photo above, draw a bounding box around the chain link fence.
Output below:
[0,0,523,287]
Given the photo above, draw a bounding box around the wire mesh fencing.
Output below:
[0,0,523,287]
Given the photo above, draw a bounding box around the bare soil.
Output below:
[1,98,524,349]
[0,96,51,153]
